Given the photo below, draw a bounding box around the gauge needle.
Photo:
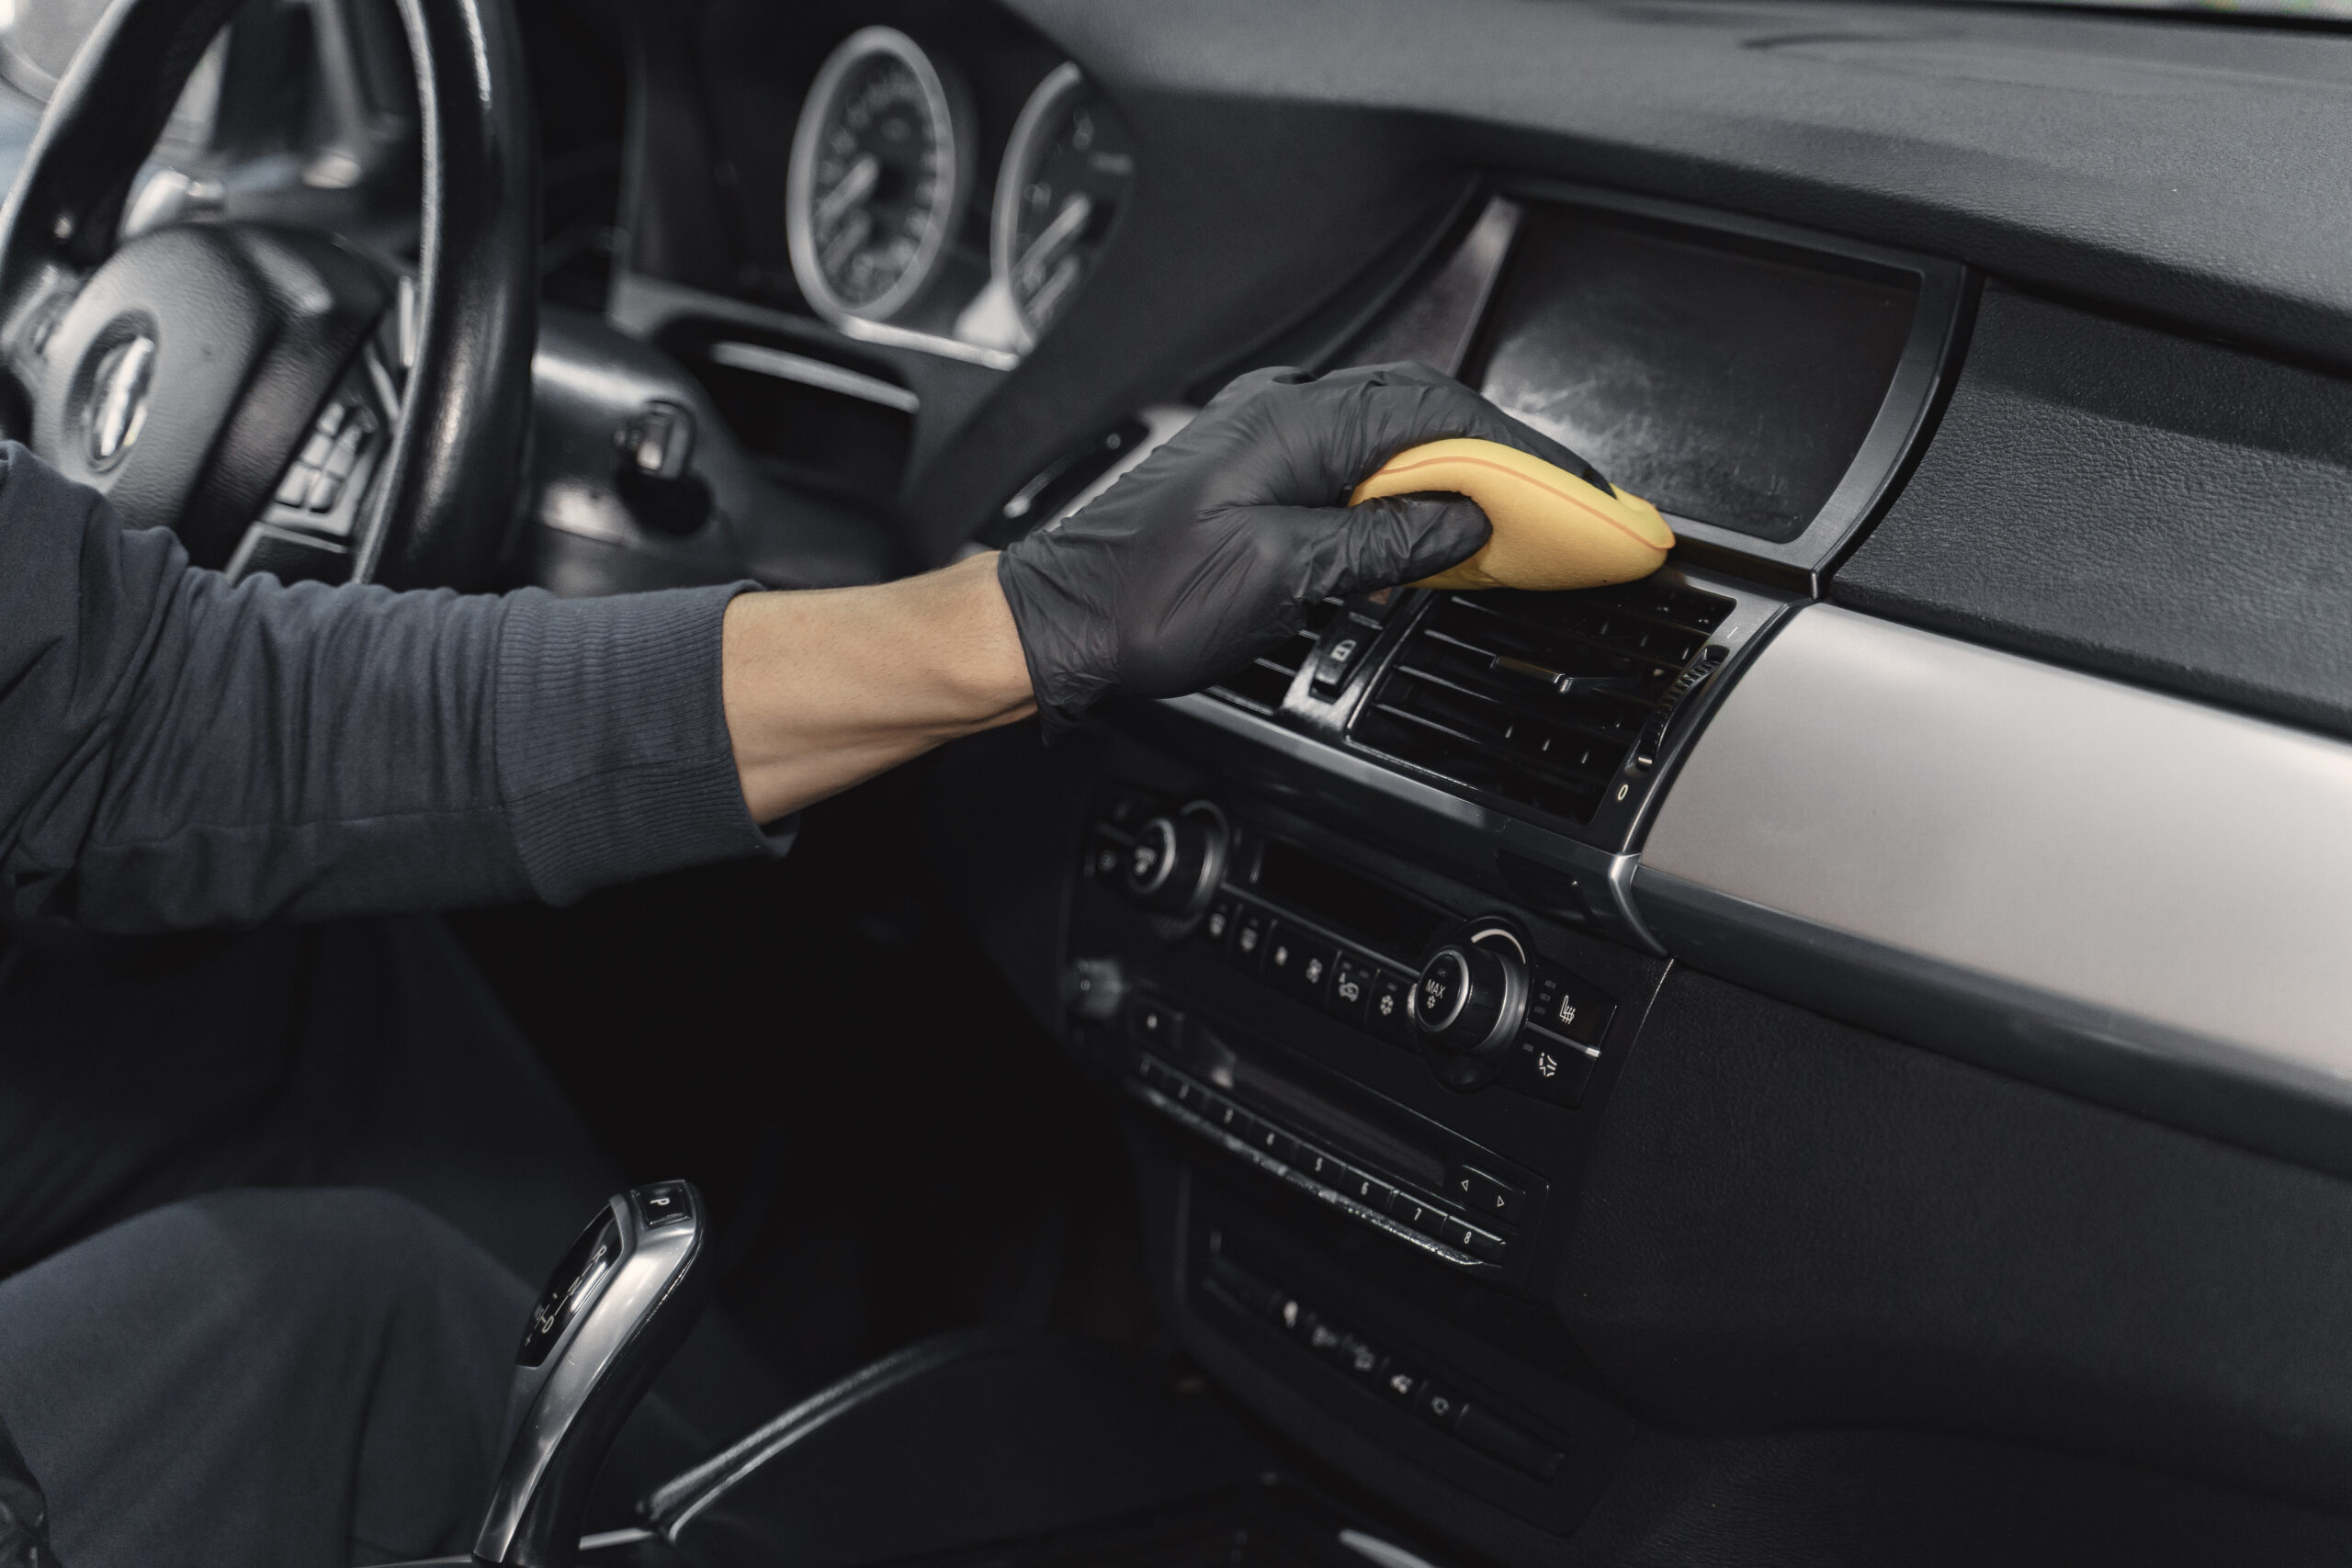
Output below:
[817,153,881,233]
[1015,192,1093,297]
[820,209,874,275]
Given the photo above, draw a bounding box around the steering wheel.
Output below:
[0,0,537,589]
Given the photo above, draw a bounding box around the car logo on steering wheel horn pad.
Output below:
[83,330,155,470]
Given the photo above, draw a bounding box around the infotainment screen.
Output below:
[1470,205,1917,543]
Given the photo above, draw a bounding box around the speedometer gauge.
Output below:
[992,63,1134,347]
[786,27,971,326]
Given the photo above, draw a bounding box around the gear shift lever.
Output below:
[473,1181,711,1568]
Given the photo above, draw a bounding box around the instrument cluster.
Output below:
[783,27,1134,362]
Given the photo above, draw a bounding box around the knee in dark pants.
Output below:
[0,1187,534,1568]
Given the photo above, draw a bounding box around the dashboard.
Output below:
[562,0,2352,1560]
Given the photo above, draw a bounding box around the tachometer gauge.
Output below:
[786,27,971,326]
[992,63,1134,347]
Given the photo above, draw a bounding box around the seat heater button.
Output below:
[1202,897,1239,951]
[1378,1363,1424,1406]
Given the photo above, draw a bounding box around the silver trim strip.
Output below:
[706,341,921,412]
[1640,604,2352,1144]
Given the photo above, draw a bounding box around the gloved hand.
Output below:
[996,361,1608,737]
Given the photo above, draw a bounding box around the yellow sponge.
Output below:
[1349,438,1674,592]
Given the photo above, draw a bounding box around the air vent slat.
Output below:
[1209,596,1344,715]
[1351,582,1736,827]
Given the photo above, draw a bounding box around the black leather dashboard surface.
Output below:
[1832,282,2352,740]
[1009,0,2352,376]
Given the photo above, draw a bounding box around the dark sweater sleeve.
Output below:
[0,444,786,933]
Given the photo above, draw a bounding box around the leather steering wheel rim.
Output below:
[0,0,538,591]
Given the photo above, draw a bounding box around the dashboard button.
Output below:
[1084,831,1125,882]
[1501,1027,1599,1107]
[1337,1167,1396,1212]
[1201,897,1239,953]
[1459,1224,1507,1264]
[1367,971,1416,1047]
[1387,1190,1440,1232]
[1293,1145,1346,1186]
[1230,908,1271,975]
[1328,956,1374,1024]
[1530,964,1614,1044]
[1449,1166,1528,1226]
[1415,1380,1469,1432]
[1247,1120,1297,1164]
[1128,998,1184,1051]
[1378,1361,1425,1406]
[1267,926,1335,1007]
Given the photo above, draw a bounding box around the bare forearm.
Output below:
[723,552,1037,822]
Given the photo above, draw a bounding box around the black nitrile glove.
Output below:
[996,361,1606,737]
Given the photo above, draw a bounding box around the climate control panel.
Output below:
[1073,783,1649,1278]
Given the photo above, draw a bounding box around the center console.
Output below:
[931,179,1968,1563]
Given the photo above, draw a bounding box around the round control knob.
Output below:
[1122,808,1226,915]
[1411,940,1523,1062]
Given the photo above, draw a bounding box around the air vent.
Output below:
[1210,597,1344,714]
[1351,582,1733,825]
